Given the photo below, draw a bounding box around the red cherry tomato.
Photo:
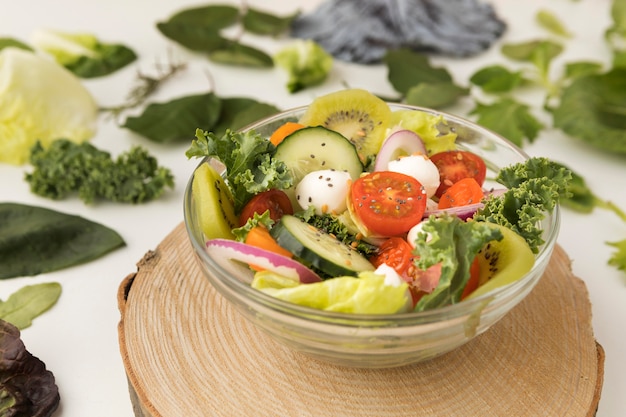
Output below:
[350,171,427,236]
[437,177,484,209]
[430,150,487,198]
[238,189,294,226]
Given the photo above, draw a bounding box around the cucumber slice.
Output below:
[274,126,363,205]
[271,215,374,277]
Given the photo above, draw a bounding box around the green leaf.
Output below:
[384,48,454,95]
[470,98,544,147]
[167,4,239,28]
[404,82,469,109]
[469,65,525,93]
[156,21,228,52]
[552,68,626,154]
[211,97,280,137]
[64,43,137,78]
[605,0,626,48]
[0,37,32,52]
[0,203,125,279]
[243,8,299,36]
[0,283,61,330]
[536,9,572,38]
[564,61,604,79]
[208,41,274,67]
[501,40,563,80]
[123,93,222,143]
[607,239,626,272]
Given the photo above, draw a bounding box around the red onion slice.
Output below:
[374,129,427,171]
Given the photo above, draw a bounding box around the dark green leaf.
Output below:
[0,37,32,51]
[404,82,469,109]
[211,97,280,137]
[0,203,125,279]
[0,283,61,330]
[564,61,604,80]
[536,9,572,38]
[613,50,626,68]
[65,43,137,78]
[208,41,274,67]
[168,5,239,28]
[384,48,453,95]
[469,65,524,93]
[552,68,626,154]
[0,319,60,416]
[156,21,228,52]
[470,98,544,147]
[123,92,222,142]
[243,8,299,36]
[501,40,563,79]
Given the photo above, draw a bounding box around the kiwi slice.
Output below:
[466,223,536,299]
[192,162,238,240]
[298,89,391,161]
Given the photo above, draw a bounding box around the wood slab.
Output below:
[117,222,604,417]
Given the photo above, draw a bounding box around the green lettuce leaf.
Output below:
[413,215,502,311]
[252,270,411,314]
[275,39,333,93]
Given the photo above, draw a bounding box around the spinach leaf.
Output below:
[0,283,61,330]
[0,203,125,279]
[65,43,137,78]
[243,8,299,36]
[469,65,525,93]
[123,92,222,142]
[208,41,274,67]
[552,68,626,153]
[211,97,280,137]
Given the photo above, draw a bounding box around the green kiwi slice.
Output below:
[298,89,391,162]
[466,223,536,299]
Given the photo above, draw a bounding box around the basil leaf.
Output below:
[243,8,299,36]
[65,43,137,78]
[501,40,563,80]
[564,61,604,80]
[405,82,468,109]
[0,283,61,330]
[470,97,544,147]
[208,41,274,67]
[156,22,228,52]
[0,37,32,51]
[123,93,222,142]
[552,68,626,153]
[211,97,280,136]
[157,5,239,51]
[0,203,125,279]
[470,65,525,93]
[385,49,454,95]
[536,9,572,38]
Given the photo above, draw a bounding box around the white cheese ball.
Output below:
[406,221,432,249]
[295,169,352,215]
[387,154,440,198]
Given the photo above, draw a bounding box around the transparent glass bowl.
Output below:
[183,104,560,368]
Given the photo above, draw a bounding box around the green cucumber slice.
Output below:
[274,126,363,205]
[271,215,374,277]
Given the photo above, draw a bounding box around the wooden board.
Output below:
[117,222,604,417]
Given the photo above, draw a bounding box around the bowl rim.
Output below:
[183,103,561,326]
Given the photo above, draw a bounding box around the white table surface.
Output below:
[1,0,624,416]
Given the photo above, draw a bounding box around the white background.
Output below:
[1,0,624,416]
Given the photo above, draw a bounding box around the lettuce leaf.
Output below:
[412,215,502,311]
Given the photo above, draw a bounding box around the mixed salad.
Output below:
[186,89,570,314]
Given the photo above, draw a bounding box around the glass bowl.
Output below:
[183,104,560,368]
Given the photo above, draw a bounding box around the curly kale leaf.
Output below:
[0,320,60,417]
[474,157,571,253]
[25,140,174,204]
[186,129,292,212]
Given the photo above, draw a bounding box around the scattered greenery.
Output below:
[536,9,573,38]
[25,140,174,204]
[0,283,61,330]
[274,39,333,93]
[0,37,31,51]
[0,203,125,279]
[156,4,298,67]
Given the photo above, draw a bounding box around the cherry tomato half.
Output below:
[350,171,427,236]
[437,177,484,209]
[238,189,294,226]
[430,150,487,198]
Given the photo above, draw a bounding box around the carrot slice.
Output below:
[437,177,484,209]
[269,122,305,146]
[245,226,292,259]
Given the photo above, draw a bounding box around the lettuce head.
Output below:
[0,47,98,165]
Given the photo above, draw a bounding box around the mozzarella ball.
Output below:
[387,155,440,198]
[406,221,432,249]
[295,169,352,215]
